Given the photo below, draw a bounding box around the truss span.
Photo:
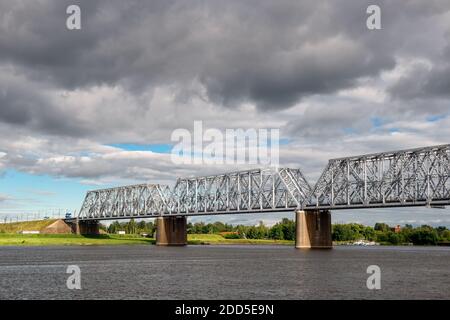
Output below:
[78,184,171,220]
[79,167,312,220]
[78,144,450,220]
[307,144,450,209]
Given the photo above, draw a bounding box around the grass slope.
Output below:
[0,233,154,246]
[0,219,58,233]
[187,234,293,245]
[0,233,293,246]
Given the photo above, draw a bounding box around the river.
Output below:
[0,245,448,299]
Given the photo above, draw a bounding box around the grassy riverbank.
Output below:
[0,233,154,246]
[188,234,293,245]
[0,233,294,246]
[0,219,58,233]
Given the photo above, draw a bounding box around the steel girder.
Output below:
[306,144,450,209]
[78,184,171,220]
[78,168,312,220]
[165,167,311,215]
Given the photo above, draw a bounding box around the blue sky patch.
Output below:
[0,169,107,216]
[370,116,384,128]
[426,114,447,122]
[109,143,173,153]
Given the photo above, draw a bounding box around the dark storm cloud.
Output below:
[386,3,450,100]
[0,0,424,111]
[0,0,448,152]
[0,74,90,137]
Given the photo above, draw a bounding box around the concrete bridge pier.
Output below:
[156,216,187,246]
[71,219,100,235]
[295,210,332,249]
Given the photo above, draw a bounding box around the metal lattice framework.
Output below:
[78,144,450,220]
[78,184,171,220]
[79,168,312,220]
[306,144,450,209]
[165,168,311,214]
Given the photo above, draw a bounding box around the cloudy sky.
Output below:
[0,0,449,226]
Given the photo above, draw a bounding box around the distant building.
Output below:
[219,231,238,236]
[117,230,126,235]
[391,225,401,233]
[20,230,40,234]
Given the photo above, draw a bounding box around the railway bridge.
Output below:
[71,144,450,248]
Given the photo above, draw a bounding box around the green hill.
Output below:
[0,219,58,233]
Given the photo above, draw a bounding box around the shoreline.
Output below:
[0,233,294,246]
[0,233,448,247]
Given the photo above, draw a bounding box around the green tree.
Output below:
[269,224,284,240]
[440,230,450,242]
[137,221,146,232]
[332,224,362,241]
[362,226,376,241]
[374,222,390,232]
[280,218,295,240]
[126,218,137,234]
[410,227,439,245]
[386,231,403,245]
[108,221,121,234]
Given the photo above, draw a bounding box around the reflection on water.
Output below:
[0,245,449,299]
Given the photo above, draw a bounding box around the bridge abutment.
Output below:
[70,219,100,235]
[295,210,332,249]
[156,216,187,246]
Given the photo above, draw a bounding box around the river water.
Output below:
[0,245,448,300]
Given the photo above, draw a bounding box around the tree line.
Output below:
[104,218,296,240]
[103,218,450,245]
[106,220,156,235]
[332,222,450,245]
[187,219,296,240]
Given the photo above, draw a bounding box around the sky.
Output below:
[0,0,450,226]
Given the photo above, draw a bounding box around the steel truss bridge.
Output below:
[78,144,450,221]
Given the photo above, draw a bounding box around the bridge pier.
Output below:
[156,216,187,246]
[71,219,100,235]
[295,210,332,249]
